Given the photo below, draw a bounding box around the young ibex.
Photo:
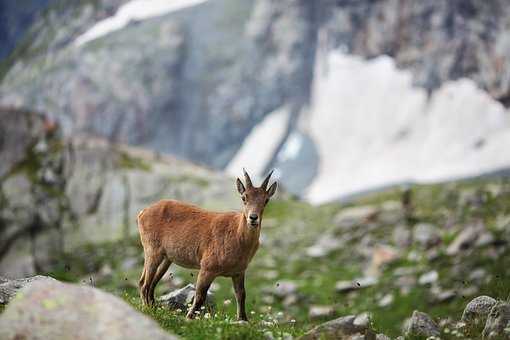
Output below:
[137,169,277,320]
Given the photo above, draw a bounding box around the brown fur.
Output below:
[137,170,277,320]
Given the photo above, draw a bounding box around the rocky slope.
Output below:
[1,0,510,202]
[0,108,238,278]
[1,168,508,339]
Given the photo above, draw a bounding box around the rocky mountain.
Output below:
[0,108,238,278]
[1,0,510,202]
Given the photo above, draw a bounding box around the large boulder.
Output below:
[0,275,56,305]
[404,310,441,338]
[462,295,498,329]
[0,279,178,340]
[482,302,510,339]
[299,314,376,340]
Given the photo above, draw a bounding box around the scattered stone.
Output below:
[375,334,391,340]
[299,315,376,340]
[0,275,57,305]
[393,267,418,276]
[366,245,400,277]
[392,224,412,248]
[306,234,344,258]
[396,276,416,295]
[353,313,370,328]
[282,293,299,307]
[262,295,275,305]
[418,270,439,285]
[460,286,479,298]
[413,223,441,248]
[405,310,441,338]
[271,280,298,298]
[378,293,394,308]
[469,268,487,284]
[378,201,403,224]
[430,286,456,303]
[482,302,510,339]
[158,283,214,312]
[334,206,379,229]
[447,224,483,255]
[336,277,378,293]
[462,295,498,327]
[309,305,336,320]
[0,279,177,340]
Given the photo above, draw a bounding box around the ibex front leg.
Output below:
[186,270,215,319]
[232,272,248,321]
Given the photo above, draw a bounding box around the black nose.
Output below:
[249,213,258,221]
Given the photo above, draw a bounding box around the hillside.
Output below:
[2,0,510,202]
[1,109,509,339]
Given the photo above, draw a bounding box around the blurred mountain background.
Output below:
[2,0,510,203]
[1,1,510,339]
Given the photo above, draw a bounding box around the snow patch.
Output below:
[75,0,208,46]
[304,50,510,204]
[226,107,291,181]
[277,132,303,162]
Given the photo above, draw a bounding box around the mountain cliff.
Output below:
[1,0,510,202]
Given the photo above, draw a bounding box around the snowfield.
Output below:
[228,50,510,204]
[75,0,208,46]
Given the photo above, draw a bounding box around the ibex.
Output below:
[137,169,277,320]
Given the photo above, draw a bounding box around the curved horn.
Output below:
[243,168,253,188]
[261,170,274,190]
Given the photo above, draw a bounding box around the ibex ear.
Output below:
[236,178,246,194]
[267,181,277,198]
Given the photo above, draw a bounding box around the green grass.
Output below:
[10,177,508,339]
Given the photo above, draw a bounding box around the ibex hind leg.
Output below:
[148,258,172,305]
[140,251,165,306]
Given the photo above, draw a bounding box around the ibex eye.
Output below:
[265,198,269,204]
[242,196,246,202]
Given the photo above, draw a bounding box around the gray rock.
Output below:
[378,294,394,308]
[375,334,391,340]
[0,275,57,305]
[0,279,178,340]
[306,234,344,258]
[270,280,298,298]
[413,223,441,248]
[469,268,488,285]
[353,313,370,328]
[418,270,439,285]
[405,310,441,338]
[336,277,378,293]
[309,305,336,320]
[158,283,214,312]
[392,224,412,248]
[430,287,456,303]
[299,315,376,340]
[334,206,379,230]
[462,295,498,327]
[447,224,484,255]
[375,333,391,340]
[482,302,510,339]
